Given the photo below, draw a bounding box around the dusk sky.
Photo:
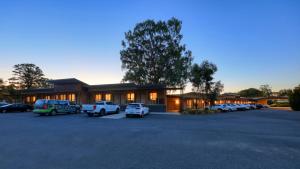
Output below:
[0,0,299,92]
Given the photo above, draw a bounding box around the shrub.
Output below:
[270,102,290,107]
[289,86,300,111]
[181,108,217,115]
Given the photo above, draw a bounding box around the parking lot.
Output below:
[1,109,300,169]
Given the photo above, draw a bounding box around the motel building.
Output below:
[21,78,284,112]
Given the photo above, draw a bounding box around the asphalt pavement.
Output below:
[0,109,300,169]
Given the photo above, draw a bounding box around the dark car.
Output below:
[255,104,263,109]
[0,104,33,113]
[0,103,8,107]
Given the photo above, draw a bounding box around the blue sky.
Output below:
[0,0,299,92]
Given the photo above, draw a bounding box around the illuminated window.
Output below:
[59,94,66,100]
[68,94,76,102]
[26,96,31,103]
[95,94,102,102]
[187,100,192,108]
[149,92,157,101]
[105,94,111,101]
[45,96,51,100]
[175,99,180,105]
[32,96,36,102]
[127,92,135,101]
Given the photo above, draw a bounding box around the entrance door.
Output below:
[167,97,180,112]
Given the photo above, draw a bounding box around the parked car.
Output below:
[263,105,269,108]
[225,104,238,111]
[0,102,8,107]
[208,104,229,112]
[250,104,257,109]
[125,103,149,118]
[0,103,33,113]
[81,101,120,117]
[33,99,80,116]
[243,104,251,110]
[255,104,263,109]
[235,104,247,111]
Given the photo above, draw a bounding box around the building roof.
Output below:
[89,83,167,92]
[48,78,89,86]
[21,88,54,94]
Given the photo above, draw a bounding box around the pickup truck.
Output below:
[33,99,80,116]
[81,101,120,117]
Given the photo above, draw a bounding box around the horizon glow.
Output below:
[0,0,299,92]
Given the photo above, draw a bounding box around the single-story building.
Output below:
[21,78,183,112]
[21,78,284,112]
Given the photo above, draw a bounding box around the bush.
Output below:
[181,108,217,115]
[289,86,300,111]
[270,102,290,107]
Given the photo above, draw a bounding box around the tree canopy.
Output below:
[9,63,49,89]
[260,84,272,97]
[289,84,300,111]
[120,18,192,87]
[190,60,223,105]
[278,89,292,96]
[238,88,263,97]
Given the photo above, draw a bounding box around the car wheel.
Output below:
[100,109,106,116]
[50,110,57,116]
[115,108,119,114]
[40,113,45,116]
[141,112,144,118]
[3,109,7,113]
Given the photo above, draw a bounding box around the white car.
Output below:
[226,104,238,111]
[125,103,149,118]
[209,104,229,112]
[243,104,251,110]
[81,101,120,117]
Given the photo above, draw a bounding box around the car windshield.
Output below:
[2,104,12,107]
[127,104,140,108]
[96,102,104,105]
[35,100,46,106]
[48,100,58,104]
[0,103,8,107]
[59,101,68,105]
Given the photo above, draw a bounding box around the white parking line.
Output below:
[150,112,181,115]
[101,112,126,119]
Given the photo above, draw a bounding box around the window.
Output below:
[127,92,135,101]
[95,94,102,102]
[45,96,51,100]
[68,94,76,102]
[60,94,66,100]
[26,96,31,103]
[105,94,111,101]
[149,92,157,101]
[32,96,36,102]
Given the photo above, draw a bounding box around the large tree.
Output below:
[190,60,223,105]
[9,63,49,89]
[260,84,272,97]
[238,88,263,97]
[289,85,300,111]
[278,89,293,97]
[120,18,192,87]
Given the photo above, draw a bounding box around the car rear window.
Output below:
[127,104,140,108]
